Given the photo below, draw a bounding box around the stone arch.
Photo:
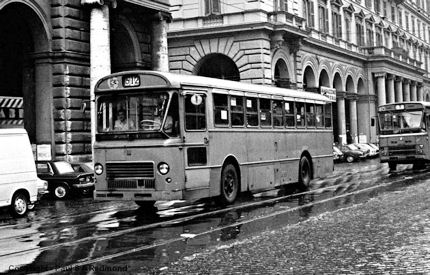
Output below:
[111,15,142,72]
[319,69,330,87]
[0,1,51,144]
[426,93,430,102]
[272,49,295,87]
[346,75,355,93]
[194,53,240,81]
[303,65,316,91]
[357,77,365,94]
[333,72,343,91]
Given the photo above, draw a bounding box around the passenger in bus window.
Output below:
[114,109,135,131]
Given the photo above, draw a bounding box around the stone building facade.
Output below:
[0,0,170,161]
[168,0,430,145]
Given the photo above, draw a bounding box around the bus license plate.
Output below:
[123,75,140,87]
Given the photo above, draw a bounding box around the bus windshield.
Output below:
[97,91,179,137]
[379,110,424,134]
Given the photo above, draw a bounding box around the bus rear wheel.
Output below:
[299,156,312,189]
[136,201,156,209]
[219,164,239,205]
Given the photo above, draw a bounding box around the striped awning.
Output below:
[0,96,23,108]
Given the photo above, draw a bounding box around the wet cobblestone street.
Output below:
[161,178,430,274]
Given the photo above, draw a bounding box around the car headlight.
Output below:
[158,162,170,175]
[94,163,103,175]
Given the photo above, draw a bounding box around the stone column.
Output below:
[337,91,347,145]
[387,74,395,103]
[152,12,170,72]
[395,76,403,102]
[87,2,111,154]
[410,81,417,101]
[349,94,358,144]
[417,83,424,101]
[375,73,386,106]
[403,79,411,102]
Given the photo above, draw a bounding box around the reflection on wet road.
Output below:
[1,159,429,274]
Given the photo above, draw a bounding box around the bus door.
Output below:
[182,92,210,193]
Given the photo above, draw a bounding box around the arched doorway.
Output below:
[274,59,290,88]
[195,54,240,81]
[426,93,430,102]
[111,20,141,72]
[319,69,330,88]
[345,75,355,144]
[0,3,50,144]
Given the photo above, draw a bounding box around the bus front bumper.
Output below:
[94,189,183,201]
[380,155,426,163]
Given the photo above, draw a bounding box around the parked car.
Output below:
[36,161,94,199]
[341,144,365,163]
[71,162,94,174]
[345,144,369,159]
[355,143,378,158]
[367,143,379,154]
[333,146,344,162]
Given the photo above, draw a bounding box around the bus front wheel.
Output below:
[299,156,312,189]
[388,162,397,171]
[219,164,239,205]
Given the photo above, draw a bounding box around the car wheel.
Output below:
[219,164,239,205]
[299,156,312,189]
[9,192,28,217]
[54,183,69,199]
[346,155,355,163]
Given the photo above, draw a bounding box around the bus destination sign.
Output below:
[123,75,140,87]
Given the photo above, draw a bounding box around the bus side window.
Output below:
[260,98,272,127]
[306,103,316,127]
[185,94,206,130]
[324,103,332,128]
[213,94,229,126]
[272,100,284,127]
[295,102,305,127]
[315,104,324,127]
[246,97,259,127]
[284,101,295,127]
[230,95,244,126]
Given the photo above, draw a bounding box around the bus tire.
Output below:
[136,201,156,210]
[9,192,28,218]
[299,156,312,189]
[388,162,397,171]
[219,164,239,205]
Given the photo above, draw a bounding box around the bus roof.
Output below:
[378,101,430,111]
[95,70,335,103]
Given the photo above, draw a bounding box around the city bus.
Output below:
[93,71,335,208]
[378,101,430,171]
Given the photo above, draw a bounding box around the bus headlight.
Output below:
[94,163,104,175]
[158,162,170,175]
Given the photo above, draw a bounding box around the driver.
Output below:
[140,98,173,132]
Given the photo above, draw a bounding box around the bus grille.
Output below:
[106,162,154,178]
[388,145,416,156]
[107,179,155,189]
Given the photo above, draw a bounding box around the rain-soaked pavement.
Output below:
[1,158,430,274]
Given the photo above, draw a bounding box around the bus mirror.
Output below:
[190,94,203,106]
[371,118,375,127]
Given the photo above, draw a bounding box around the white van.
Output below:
[0,129,38,217]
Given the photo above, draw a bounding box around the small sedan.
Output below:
[341,145,365,163]
[345,144,369,159]
[333,146,344,162]
[36,161,94,199]
[355,143,378,158]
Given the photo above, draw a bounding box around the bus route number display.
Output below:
[123,75,140,87]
